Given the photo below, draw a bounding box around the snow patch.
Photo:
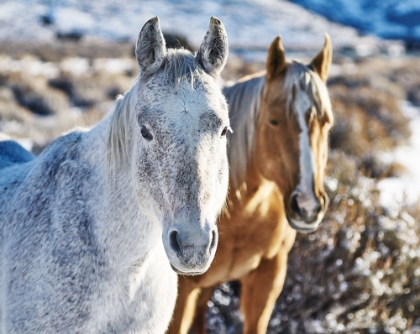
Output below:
[0,0,385,61]
[378,101,420,208]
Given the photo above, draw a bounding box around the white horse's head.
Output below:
[108,17,230,275]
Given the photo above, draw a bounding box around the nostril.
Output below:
[169,230,181,253]
[210,230,217,251]
[290,194,301,216]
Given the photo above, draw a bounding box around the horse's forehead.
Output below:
[141,79,228,123]
[265,78,315,119]
[264,77,287,111]
[175,82,225,110]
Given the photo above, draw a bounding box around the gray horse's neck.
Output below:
[0,114,173,334]
[74,117,162,269]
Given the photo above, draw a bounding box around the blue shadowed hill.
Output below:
[289,0,420,48]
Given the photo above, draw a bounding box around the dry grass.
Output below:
[270,154,420,333]
[0,42,137,149]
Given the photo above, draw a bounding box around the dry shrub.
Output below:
[327,70,411,181]
[0,46,136,147]
[222,55,265,83]
[207,176,420,334]
[329,84,410,156]
[269,178,420,333]
[0,40,134,62]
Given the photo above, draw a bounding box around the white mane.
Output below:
[106,82,137,171]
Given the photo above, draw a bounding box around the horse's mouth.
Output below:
[286,212,320,234]
[170,264,205,276]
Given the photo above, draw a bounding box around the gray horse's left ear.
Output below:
[309,33,332,82]
[196,16,228,77]
[135,17,167,75]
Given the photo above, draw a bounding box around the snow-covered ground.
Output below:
[378,101,420,209]
[0,0,391,61]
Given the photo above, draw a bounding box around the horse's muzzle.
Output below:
[164,226,218,276]
[286,191,329,233]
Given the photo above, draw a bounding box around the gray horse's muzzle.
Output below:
[163,223,218,275]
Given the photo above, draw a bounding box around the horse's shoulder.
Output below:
[1,131,88,220]
[0,159,32,212]
[39,131,84,164]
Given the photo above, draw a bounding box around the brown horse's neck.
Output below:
[228,153,278,208]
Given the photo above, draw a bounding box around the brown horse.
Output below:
[168,35,334,334]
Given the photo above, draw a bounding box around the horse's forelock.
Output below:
[162,49,204,88]
[284,61,332,122]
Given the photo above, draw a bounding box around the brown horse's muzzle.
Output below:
[286,190,329,233]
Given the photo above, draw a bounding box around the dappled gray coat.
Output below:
[0,16,229,334]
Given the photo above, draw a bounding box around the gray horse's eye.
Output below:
[141,125,153,141]
[221,127,228,137]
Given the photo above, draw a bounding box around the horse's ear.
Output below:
[196,16,228,77]
[310,33,332,82]
[135,17,167,75]
[266,36,286,81]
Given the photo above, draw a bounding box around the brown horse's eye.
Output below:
[141,125,153,141]
[269,119,279,126]
[221,127,228,137]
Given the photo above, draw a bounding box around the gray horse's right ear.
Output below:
[135,17,167,75]
[196,17,228,77]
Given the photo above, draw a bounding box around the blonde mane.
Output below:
[225,61,333,187]
[224,73,265,188]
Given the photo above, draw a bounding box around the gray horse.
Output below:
[0,17,230,334]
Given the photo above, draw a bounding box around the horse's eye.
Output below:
[221,127,228,137]
[141,126,153,141]
[269,119,279,126]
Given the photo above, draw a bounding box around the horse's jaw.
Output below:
[169,264,208,276]
[285,211,324,234]
[166,254,215,276]
[161,216,218,276]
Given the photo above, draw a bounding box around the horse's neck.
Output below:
[225,73,265,190]
[80,119,162,268]
[228,163,277,207]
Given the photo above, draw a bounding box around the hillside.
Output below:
[290,0,420,48]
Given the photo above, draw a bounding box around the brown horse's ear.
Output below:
[266,36,286,81]
[310,33,332,82]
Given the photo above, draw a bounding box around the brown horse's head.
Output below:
[254,35,334,233]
